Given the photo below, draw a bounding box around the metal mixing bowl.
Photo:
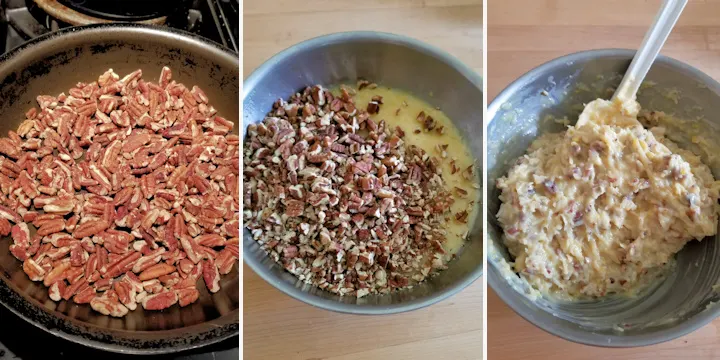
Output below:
[0,24,239,354]
[488,49,720,347]
[243,31,483,314]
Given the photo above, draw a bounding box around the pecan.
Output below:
[102,251,142,279]
[138,263,175,281]
[91,293,128,317]
[196,234,225,247]
[63,278,87,301]
[178,258,195,275]
[0,205,21,223]
[142,279,164,294]
[358,229,370,240]
[450,160,459,174]
[367,101,380,114]
[407,207,424,217]
[357,79,376,90]
[36,219,65,236]
[353,161,372,174]
[307,193,329,207]
[216,249,237,275]
[543,180,557,195]
[454,187,468,197]
[285,199,305,217]
[73,284,96,304]
[176,287,200,307]
[70,242,87,267]
[0,217,11,236]
[113,279,137,310]
[180,236,203,264]
[23,258,46,281]
[455,210,469,223]
[462,165,476,181]
[94,278,114,291]
[49,281,67,301]
[73,220,109,239]
[358,176,375,191]
[11,223,30,248]
[43,260,71,287]
[0,138,20,159]
[141,290,178,310]
[202,258,220,293]
[132,248,166,273]
[423,115,436,130]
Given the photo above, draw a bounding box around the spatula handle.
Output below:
[613,0,688,103]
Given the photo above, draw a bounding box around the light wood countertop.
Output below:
[243,1,483,359]
[488,0,720,358]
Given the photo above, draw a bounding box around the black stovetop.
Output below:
[60,0,177,22]
[1,0,239,53]
[0,1,239,359]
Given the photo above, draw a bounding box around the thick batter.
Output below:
[497,98,720,299]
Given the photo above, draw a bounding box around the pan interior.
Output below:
[0,24,239,353]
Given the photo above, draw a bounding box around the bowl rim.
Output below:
[243,31,484,315]
[487,48,720,347]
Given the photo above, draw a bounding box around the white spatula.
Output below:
[575,0,688,127]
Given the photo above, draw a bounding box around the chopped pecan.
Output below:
[455,210,469,223]
[367,101,380,114]
[285,199,305,217]
[244,83,466,298]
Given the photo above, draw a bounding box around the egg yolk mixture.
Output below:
[354,86,480,258]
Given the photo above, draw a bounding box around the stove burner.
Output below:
[32,0,167,25]
[15,0,237,52]
[59,0,183,22]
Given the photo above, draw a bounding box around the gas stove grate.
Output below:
[58,0,183,21]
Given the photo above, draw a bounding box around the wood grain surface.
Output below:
[488,0,720,359]
[243,0,483,78]
[243,1,483,359]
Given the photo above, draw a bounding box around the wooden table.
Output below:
[488,0,720,358]
[243,1,483,359]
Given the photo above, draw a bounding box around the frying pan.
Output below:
[0,24,239,354]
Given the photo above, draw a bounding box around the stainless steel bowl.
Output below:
[487,49,720,347]
[243,31,483,314]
